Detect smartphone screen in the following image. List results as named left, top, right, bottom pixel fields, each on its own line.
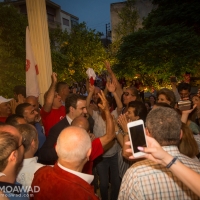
left=129, top=124, right=147, bottom=153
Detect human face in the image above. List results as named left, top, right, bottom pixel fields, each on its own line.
left=149, top=96, right=155, bottom=104
left=126, top=107, right=139, bottom=121
left=73, top=100, right=87, bottom=119
left=123, top=89, right=136, bottom=106
left=179, top=89, right=190, bottom=99
left=25, top=97, right=39, bottom=111
left=63, top=85, right=70, bottom=97
left=192, top=96, right=200, bottom=108
left=157, top=94, right=170, bottom=105
left=23, top=105, right=38, bottom=124
left=0, top=102, right=11, bottom=117
left=52, top=92, right=62, bottom=109
left=92, top=87, right=101, bottom=104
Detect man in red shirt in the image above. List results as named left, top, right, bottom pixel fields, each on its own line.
left=40, top=73, right=66, bottom=136
left=0, top=96, right=12, bottom=123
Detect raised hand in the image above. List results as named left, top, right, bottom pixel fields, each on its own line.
left=117, top=114, right=129, bottom=133
left=104, top=60, right=112, bottom=73
left=98, top=90, right=109, bottom=111
left=51, top=72, right=57, bottom=84
left=88, top=83, right=95, bottom=94
left=106, top=81, right=116, bottom=93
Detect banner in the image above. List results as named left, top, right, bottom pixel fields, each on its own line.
left=26, top=26, right=40, bottom=97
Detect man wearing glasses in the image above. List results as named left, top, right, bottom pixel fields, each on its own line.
left=0, top=124, right=29, bottom=199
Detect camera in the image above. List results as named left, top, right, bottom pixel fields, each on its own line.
left=178, top=100, right=192, bottom=111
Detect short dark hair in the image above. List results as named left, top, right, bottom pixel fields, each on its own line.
left=56, top=82, right=68, bottom=93
left=16, top=124, right=37, bottom=152
left=0, top=131, right=19, bottom=171
left=65, top=94, right=86, bottom=114
left=128, top=101, right=147, bottom=122
left=15, top=103, right=31, bottom=117
left=177, top=82, right=191, bottom=93
left=149, top=95, right=156, bottom=101
left=6, top=114, right=25, bottom=126
left=13, top=85, right=26, bottom=98
left=146, top=107, right=182, bottom=146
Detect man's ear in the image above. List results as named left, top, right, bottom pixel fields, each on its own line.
left=180, top=130, right=183, bottom=139
left=8, top=150, right=17, bottom=163
left=86, top=148, right=92, bottom=161
left=69, top=106, right=74, bottom=113
left=145, top=128, right=151, bottom=137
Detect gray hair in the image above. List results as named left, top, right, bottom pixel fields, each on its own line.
left=146, top=107, right=181, bottom=146
left=16, top=124, right=38, bottom=152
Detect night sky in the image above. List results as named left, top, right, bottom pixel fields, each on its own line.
left=53, top=0, right=125, bottom=35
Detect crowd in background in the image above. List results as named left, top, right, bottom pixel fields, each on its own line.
left=0, top=61, right=200, bottom=199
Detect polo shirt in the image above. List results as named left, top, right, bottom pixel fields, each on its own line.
left=40, top=106, right=65, bottom=136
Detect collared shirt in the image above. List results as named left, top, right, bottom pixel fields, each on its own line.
left=66, top=115, right=72, bottom=125
left=57, top=162, right=94, bottom=184
left=118, top=146, right=200, bottom=200
left=17, top=157, right=44, bottom=187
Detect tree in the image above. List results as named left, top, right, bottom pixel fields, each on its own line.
left=0, top=3, right=27, bottom=97
left=115, top=0, right=200, bottom=88
left=108, top=0, right=139, bottom=60
left=50, top=23, right=107, bottom=83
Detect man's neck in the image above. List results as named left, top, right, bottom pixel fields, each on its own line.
left=58, top=159, right=84, bottom=173
left=67, top=113, right=74, bottom=121
left=24, top=151, right=35, bottom=159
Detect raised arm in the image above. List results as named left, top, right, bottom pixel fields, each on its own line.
left=134, top=136, right=200, bottom=197
left=98, top=91, right=115, bottom=148
left=106, top=81, right=123, bottom=115
left=181, top=104, right=197, bottom=123
left=117, top=114, right=132, bottom=159
left=105, top=60, right=123, bottom=98
left=86, top=83, right=95, bottom=116
left=43, top=73, right=57, bottom=112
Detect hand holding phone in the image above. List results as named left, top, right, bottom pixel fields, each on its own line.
left=127, top=120, right=147, bottom=158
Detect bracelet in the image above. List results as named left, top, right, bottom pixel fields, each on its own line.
left=166, top=157, right=178, bottom=168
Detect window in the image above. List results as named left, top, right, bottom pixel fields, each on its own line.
left=46, top=6, right=56, bottom=22
left=63, top=18, right=69, bottom=26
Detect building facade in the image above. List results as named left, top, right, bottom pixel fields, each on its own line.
left=110, top=0, right=156, bottom=41
left=4, top=0, right=79, bottom=33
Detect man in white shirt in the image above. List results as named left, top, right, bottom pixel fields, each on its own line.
left=16, top=124, right=44, bottom=187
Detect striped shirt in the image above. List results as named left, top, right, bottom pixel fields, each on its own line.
left=118, top=146, right=200, bottom=200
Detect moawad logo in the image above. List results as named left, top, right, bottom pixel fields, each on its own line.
left=0, top=186, right=40, bottom=193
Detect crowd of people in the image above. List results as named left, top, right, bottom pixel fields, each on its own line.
left=0, top=61, right=200, bottom=199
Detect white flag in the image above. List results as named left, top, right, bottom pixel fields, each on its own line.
left=26, top=26, right=40, bottom=97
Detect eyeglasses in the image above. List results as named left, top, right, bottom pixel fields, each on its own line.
left=123, top=92, right=134, bottom=97
left=15, top=137, right=26, bottom=150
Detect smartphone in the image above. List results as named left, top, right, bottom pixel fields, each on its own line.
left=127, top=120, right=147, bottom=157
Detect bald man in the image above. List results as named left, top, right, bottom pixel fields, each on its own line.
left=0, top=124, right=29, bottom=199
left=30, top=126, right=98, bottom=200
left=71, top=115, right=114, bottom=174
